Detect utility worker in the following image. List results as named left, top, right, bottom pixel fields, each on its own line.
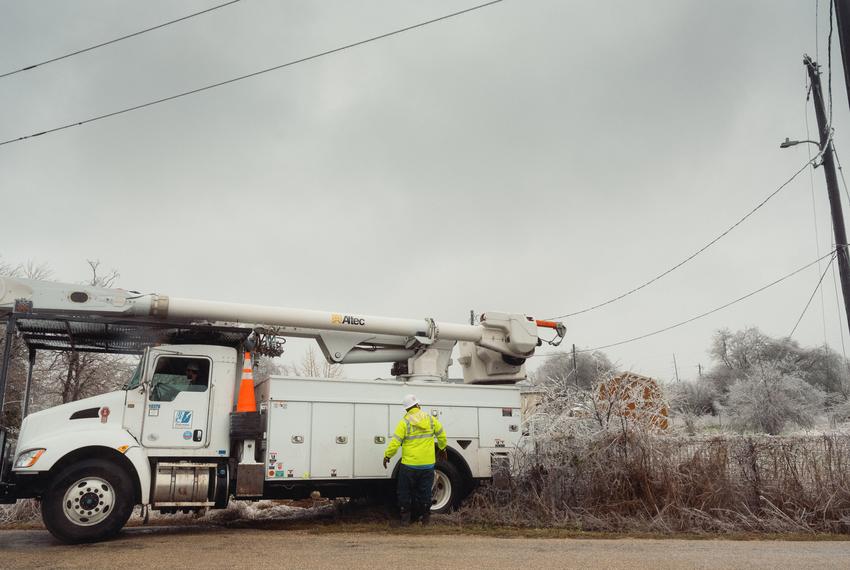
left=383, top=394, right=448, bottom=525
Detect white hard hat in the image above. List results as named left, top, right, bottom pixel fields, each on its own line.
left=402, top=394, right=419, bottom=410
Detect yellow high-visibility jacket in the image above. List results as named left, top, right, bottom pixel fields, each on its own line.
left=384, top=407, right=447, bottom=467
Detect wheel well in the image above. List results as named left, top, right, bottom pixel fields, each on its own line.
left=49, top=447, right=141, bottom=503
left=445, top=447, right=473, bottom=486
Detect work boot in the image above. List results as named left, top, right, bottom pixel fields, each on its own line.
left=399, top=507, right=412, bottom=526
left=420, top=509, right=431, bottom=526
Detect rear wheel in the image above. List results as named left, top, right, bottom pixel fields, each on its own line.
left=431, top=460, right=465, bottom=513
left=42, top=458, right=135, bottom=544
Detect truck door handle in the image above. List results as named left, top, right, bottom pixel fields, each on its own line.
left=336, top=436, right=348, bottom=444
left=374, top=436, right=386, bottom=444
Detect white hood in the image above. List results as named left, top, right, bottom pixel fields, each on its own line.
left=16, top=391, right=128, bottom=454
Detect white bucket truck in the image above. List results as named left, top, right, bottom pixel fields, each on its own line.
left=0, top=276, right=564, bottom=543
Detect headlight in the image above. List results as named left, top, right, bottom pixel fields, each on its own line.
left=14, top=448, right=45, bottom=469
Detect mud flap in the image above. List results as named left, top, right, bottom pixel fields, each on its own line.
left=490, top=452, right=511, bottom=489
left=235, top=463, right=265, bottom=497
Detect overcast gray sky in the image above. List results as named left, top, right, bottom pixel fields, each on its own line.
left=1, top=0, right=847, bottom=381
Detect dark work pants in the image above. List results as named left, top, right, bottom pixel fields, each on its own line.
left=397, top=464, right=434, bottom=518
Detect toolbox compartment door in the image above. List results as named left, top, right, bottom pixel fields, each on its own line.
left=310, top=403, right=353, bottom=479
left=354, top=404, right=389, bottom=478
left=266, top=401, right=311, bottom=480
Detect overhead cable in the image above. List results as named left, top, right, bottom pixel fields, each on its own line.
left=537, top=250, right=836, bottom=357
left=0, top=0, right=504, bottom=147
left=0, top=0, right=242, bottom=80
left=789, top=252, right=836, bottom=338
left=547, top=152, right=826, bottom=320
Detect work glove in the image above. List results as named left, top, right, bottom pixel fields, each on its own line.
left=383, top=457, right=390, bottom=469
left=437, top=448, right=448, bottom=463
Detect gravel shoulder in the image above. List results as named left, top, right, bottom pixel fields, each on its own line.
left=2, top=525, right=850, bottom=569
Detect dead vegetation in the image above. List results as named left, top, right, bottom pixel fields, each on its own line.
left=458, top=431, right=850, bottom=534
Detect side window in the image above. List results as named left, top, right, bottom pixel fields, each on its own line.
left=149, top=357, right=210, bottom=402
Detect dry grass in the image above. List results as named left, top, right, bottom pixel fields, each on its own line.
left=0, top=499, right=39, bottom=528
left=458, top=431, right=850, bottom=534
left=6, top=433, right=850, bottom=536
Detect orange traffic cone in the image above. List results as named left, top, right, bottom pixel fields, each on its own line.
left=236, top=351, right=257, bottom=413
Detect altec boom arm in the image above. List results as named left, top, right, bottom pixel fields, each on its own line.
left=0, top=276, right=565, bottom=383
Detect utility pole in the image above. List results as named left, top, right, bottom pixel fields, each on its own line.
left=571, top=343, right=578, bottom=388
left=672, top=353, right=680, bottom=383
left=835, top=0, right=850, bottom=115
left=805, top=55, right=850, bottom=340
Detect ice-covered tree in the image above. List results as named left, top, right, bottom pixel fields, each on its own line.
left=724, top=363, right=826, bottom=435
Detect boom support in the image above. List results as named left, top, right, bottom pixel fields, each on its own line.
left=0, top=276, right=564, bottom=383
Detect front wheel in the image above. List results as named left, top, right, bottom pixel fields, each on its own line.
left=431, top=460, right=465, bottom=514
left=42, top=458, right=135, bottom=544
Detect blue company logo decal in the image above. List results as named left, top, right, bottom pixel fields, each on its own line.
left=183, top=430, right=193, bottom=440
left=173, top=410, right=193, bottom=428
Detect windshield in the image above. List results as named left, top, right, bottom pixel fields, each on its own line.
left=125, top=359, right=143, bottom=390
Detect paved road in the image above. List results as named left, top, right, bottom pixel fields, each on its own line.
left=2, top=526, right=849, bottom=569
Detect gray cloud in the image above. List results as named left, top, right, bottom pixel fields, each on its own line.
left=0, top=0, right=845, bottom=380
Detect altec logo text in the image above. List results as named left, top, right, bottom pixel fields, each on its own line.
left=331, top=313, right=366, bottom=326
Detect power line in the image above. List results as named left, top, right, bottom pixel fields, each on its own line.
left=537, top=251, right=836, bottom=357
left=547, top=153, right=825, bottom=320
left=0, top=0, right=505, bottom=147
left=816, top=0, right=820, bottom=64
left=0, top=0, right=242, bottom=80
left=789, top=252, right=836, bottom=337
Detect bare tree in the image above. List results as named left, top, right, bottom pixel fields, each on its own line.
left=34, top=260, right=126, bottom=407
left=668, top=380, right=718, bottom=416
left=21, top=260, right=53, bottom=280
left=292, top=345, right=343, bottom=379
left=724, top=363, right=826, bottom=435
left=254, top=356, right=293, bottom=384
left=0, top=255, right=20, bottom=277
left=0, top=257, right=34, bottom=430
left=532, top=350, right=615, bottom=391
left=0, top=255, right=52, bottom=280
left=85, top=259, right=119, bottom=287
left=707, top=327, right=850, bottom=400
left=34, top=351, right=134, bottom=407
left=525, top=353, right=619, bottom=439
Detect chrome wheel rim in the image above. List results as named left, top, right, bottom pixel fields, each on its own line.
left=62, top=477, right=115, bottom=526
left=431, top=469, right=452, bottom=511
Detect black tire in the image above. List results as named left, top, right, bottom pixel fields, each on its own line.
left=41, top=458, right=135, bottom=544
left=431, top=460, right=466, bottom=514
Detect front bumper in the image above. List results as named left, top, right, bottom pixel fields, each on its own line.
left=0, top=428, right=44, bottom=504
